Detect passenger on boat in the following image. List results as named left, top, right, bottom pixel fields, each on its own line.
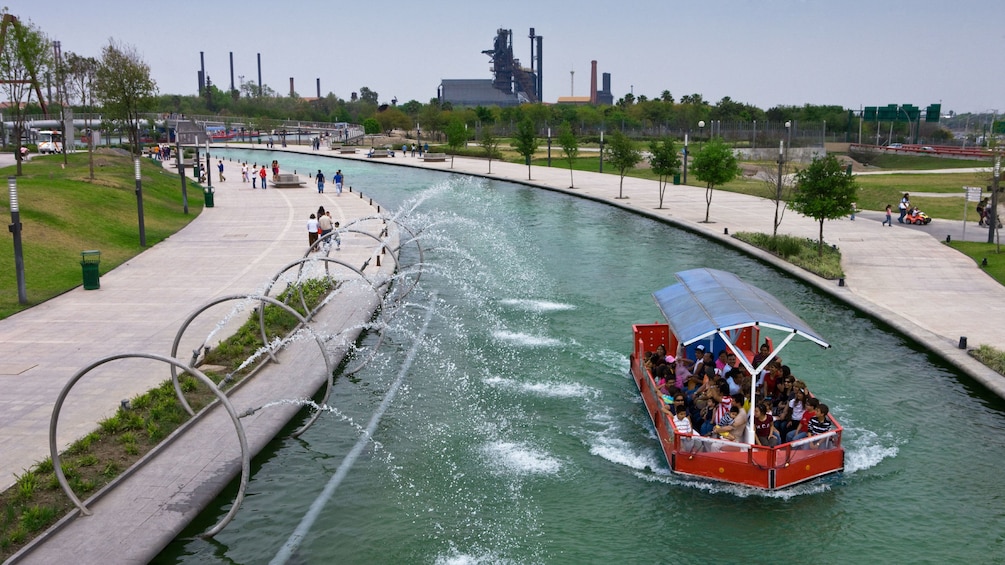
left=777, top=388, right=809, bottom=439
left=714, top=403, right=747, bottom=441
left=785, top=397, right=819, bottom=443
left=760, top=361, right=782, bottom=399
left=752, top=343, right=771, bottom=369
left=660, top=393, right=688, bottom=418
left=692, top=350, right=714, bottom=376
left=753, top=404, right=781, bottom=447
left=804, top=404, right=833, bottom=449
left=725, top=366, right=744, bottom=396
left=674, top=357, right=692, bottom=389
left=714, top=351, right=729, bottom=374
left=672, top=408, right=695, bottom=450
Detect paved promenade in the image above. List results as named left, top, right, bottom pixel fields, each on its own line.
left=314, top=145, right=1005, bottom=398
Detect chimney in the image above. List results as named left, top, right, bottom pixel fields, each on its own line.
left=229, top=52, right=234, bottom=92
left=316, top=78, right=321, bottom=99
left=289, top=77, right=294, bottom=97
left=257, top=53, right=262, bottom=96
left=590, top=60, right=598, bottom=105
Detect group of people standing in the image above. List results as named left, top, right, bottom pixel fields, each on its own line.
left=307, top=205, right=340, bottom=252
left=314, top=169, right=344, bottom=195
left=237, top=162, right=270, bottom=188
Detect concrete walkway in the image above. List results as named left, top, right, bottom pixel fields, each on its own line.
left=0, top=152, right=389, bottom=492
left=306, top=144, right=1005, bottom=398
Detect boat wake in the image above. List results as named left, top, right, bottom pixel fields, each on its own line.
left=841, top=426, right=900, bottom=474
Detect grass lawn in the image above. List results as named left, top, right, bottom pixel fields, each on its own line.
left=947, top=240, right=1005, bottom=285
left=0, top=150, right=204, bottom=319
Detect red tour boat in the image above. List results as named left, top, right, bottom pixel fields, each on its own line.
left=630, top=268, right=844, bottom=490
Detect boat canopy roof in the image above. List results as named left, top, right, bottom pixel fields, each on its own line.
left=652, top=268, right=829, bottom=349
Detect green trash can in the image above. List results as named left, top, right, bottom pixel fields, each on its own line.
left=81, top=250, right=101, bottom=290
left=673, top=174, right=681, bottom=185
left=204, top=186, right=215, bottom=208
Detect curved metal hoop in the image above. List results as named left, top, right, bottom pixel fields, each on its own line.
left=168, top=294, right=333, bottom=419
left=48, top=353, right=250, bottom=538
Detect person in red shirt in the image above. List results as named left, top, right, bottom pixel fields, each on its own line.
left=785, top=397, right=819, bottom=443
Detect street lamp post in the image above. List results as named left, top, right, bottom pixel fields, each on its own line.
left=176, top=136, right=189, bottom=214
left=774, top=139, right=785, bottom=237
left=682, top=132, right=689, bottom=185
left=547, top=127, right=552, bottom=167
left=205, top=138, right=212, bottom=191
left=785, top=120, right=792, bottom=161
left=8, top=176, right=27, bottom=304
left=989, top=152, right=1000, bottom=243
left=599, top=130, right=605, bottom=173
left=416, top=123, right=421, bottom=156
left=134, top=157, right=146, bottom=247
left=698, top=120, right=705, bottom=152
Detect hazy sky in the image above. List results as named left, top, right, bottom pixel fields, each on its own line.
left=17, top=0, right=1005, bottom=114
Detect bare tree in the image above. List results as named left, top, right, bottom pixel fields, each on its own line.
left=93, top=39, right=157, bottom=156
left=0, top=12, right=50, bottom=175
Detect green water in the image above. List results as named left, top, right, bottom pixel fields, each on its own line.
left=158, top=151, right=1005, bottom=564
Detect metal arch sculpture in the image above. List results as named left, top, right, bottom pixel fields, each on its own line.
left=48, top=353, right=249, bottom=538
left=340, top=214, right=426, bottom=304
left=168, top=294, right=333, bottom=419
left=253, top=257, right=390, bottom=437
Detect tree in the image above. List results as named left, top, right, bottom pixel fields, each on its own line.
left=558, top=122, right=579, bottom=188
left=511, top=118, right=539, bottom=180
left=94, top=39, right=158, bottom=156
left=0, top=12, right=50, bottom=175
left=63, top=52, right=99, bottom=178
left=604, top=130, right=642, bottom=199
left=648, top=137, right=681, bottom=209
left=362, top=117, right=380, bottom=135
left=789, top=154, right=858, bottom=257
left=480, top=125, right=499, bottom=174
left=374, top=106, right=409, bottom=135
left=445, top=118, right=467, bottom=168
left=691, top=137, right=741, bottom=222
left=358, top=86, right=379, bottom=104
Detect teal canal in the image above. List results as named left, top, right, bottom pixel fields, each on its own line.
left=160, top=150, right=1005, bottom=564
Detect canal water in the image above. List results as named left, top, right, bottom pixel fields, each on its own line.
left=158, top=150, right=1005, bottom=564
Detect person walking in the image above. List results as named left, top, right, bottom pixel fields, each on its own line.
left=271, top=160, right=279, bottom=183
left=316, top=169, right=325, bottom=193
left=307, top=214, right=320, bottom=251
left=217, top=160, right=226, bottom=182
left=882, top=204, right=893, bottom=226
left=898, top=193, right=910, bottom=224
left=334, top=169, right=344, bottom=196
left=241, top=162, right=248, bottom=183
left=317, top=209, right=333, bottom=250
left=259, top=165, right=268, bottom=189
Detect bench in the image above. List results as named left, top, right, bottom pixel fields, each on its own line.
left=272, top=173, right=306, bottom=188
left=422, top=153, right=447, bottom=162
left=367, top=149, right=391, bottom=158
left=339, top=147, right=358, bottom=154
left=329, top=144, right=342, bottom=151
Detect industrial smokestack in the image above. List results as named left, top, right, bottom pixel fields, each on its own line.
left=229, top=52, right=235, bottom=92
left=529, top=28, right=535, bottom=79
left=590, top=60, right=598, bottom=105
left=316, top=78, right=321, bottom=99
left=199, top=51, right=205, bottom=94
left=257, top=53, right=262, bottom=97
left=536, top=36, right=543, bottom=102
left=289, top=77, right=295, bottom=98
